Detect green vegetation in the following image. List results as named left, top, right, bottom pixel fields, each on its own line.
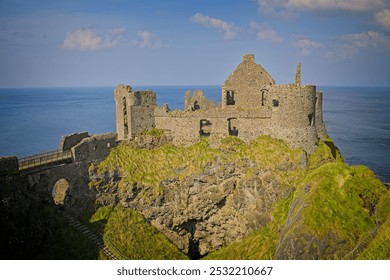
left=204, top=195, right=294, bottom=260
left=301, top=163, right=386, bottom=241
left=307, top=138, right=343, bottom=170
left=35, top=210, right=99, bottom=259
left=358, top=218, right=390, bottom=260
left=89, top=135, right=389, bottom=260
left=201, top=138, right=390, bottom=260
left=95, top=137, right=219, bottom=197
left=142, top=128, right=166, bottom=137
left=203, top=225, right=276, bottom=260
left=94, top=135, right=306, bottom=193
left=90, top=205, right=188, bottom=260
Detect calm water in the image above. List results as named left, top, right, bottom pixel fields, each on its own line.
left=0, top=86, right=389, bottom=182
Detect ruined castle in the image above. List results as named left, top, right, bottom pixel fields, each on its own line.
left=114, top=54, right=327, bottom=153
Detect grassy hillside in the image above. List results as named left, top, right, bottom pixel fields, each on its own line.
left=90, top=205, right=188, bottom=260
left=93, top=135, right=305, bottom=192
left=91, top=135, right=390, bottom=260
left=204, top=142, right=389, bottom=260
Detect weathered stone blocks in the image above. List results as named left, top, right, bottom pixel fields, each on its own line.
left=115, top=54, right=328, bottom=153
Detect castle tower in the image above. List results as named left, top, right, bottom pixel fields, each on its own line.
left=268, top=84, right=319, bottom=153
left=114, top=84, right=156, bottom=140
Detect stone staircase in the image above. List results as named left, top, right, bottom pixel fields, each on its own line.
left=63, top=212, right=122, bottom=260
left=343, top=226, right=379, bottom=259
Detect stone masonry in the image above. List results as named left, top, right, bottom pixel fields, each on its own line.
left=114, top=54, right=328, bottom=153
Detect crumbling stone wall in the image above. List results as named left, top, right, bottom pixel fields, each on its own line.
left=0, top=156, right=18, bottom=173
left=315, top=91, right=328, bottom=139
left=72, top=133, right=117, bottom=162
left=185, top=90, right=216, bottom=111
left=59, top=132, right=89, bottom=151
left=114, top=84, right=156, bottom=140
left=222, top=54, right=275, bottom=109
left=115, top=54, right=328, bottom=153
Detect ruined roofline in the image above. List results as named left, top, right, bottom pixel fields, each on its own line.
left=223, top=53, right=275, bottom=87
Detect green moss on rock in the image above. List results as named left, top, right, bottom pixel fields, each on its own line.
left=307, top=138, right=343, bottom=170
left=90, top=135, right=389, bottom=260
left=302, top=163, right=386, bottom=242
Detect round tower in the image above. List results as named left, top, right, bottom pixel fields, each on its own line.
left=268, top=84, right=319, bottom=153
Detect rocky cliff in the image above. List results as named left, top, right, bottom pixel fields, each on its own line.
left=89, top=132, right=390, bottom=259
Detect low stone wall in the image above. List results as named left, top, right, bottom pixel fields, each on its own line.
left=0, top=156, right=19, bottom=172
left=72, top=133, right=117, bottom=162
left=59, top=132, right=89, bottom=151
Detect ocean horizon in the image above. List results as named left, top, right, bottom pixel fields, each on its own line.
left=0, top=85, right=389, bottom=183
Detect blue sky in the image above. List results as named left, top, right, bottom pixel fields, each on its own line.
left=0, top=0, right=389, bottom=87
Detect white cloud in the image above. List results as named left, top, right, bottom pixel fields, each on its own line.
left=375, top=9, right=390, bottom=30
left=249, top=22, right=283, bottom=43
left=62, top=27, right=126, bottom=51
left=109, top=27, right=128, bottom=36
left=328, top=31, right=390, bottom=59
left=291, top=36, right=323, bottom=55
left=132, top=31, right=162, bottom=49
left=257, top=0, right=296, bottom=19
left=190, top=13, right=237, bottom=40
left=258, top=0, right=387, bottom=18
left=343, top=31, right=390, bottom=49
left=287, top=0, right=384, bottom=12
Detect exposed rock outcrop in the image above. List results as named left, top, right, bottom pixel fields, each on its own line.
left=89, top=135, right=390, bottom=260
left=89, top=135, right=305, bottom=258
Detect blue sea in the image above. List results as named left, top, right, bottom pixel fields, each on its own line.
left=0, top=86, right=389, bottom=183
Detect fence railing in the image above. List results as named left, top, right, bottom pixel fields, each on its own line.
left=18, top=150, right=73, bottom=171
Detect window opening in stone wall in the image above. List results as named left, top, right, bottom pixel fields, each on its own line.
left=52, top=178, right=69, bottom=206
left=226, top=90, right=235, bottom=106
left=228, top=118, right=239, bottom=136
left=261, top=89, right=268, bottom=106
left=193, top=101, right=200, bottom=111
left=123, top=97, right=129, bottom=137
left=199, top=119, right=212, bottom=137
left=308, top=113, right=314, bottom=126
left=272, top=99, right=279, bottom=107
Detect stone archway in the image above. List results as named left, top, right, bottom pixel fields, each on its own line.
left=52, top=178, right=69, bottom=205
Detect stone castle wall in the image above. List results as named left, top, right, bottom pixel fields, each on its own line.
left=59, top=132, right=89, bottom=151
left=72, top=133, right=117, bottom=162
left=185, top=90, right=216, bottom=111
left=315, top=91, right=328, bottom=139
left=114, top=84, right=156, bottom=139
left=115, top=54, right=328, bottom=153
left=222, top=54, right=274, bottom=110
left=268, top=85, right=319, bottom=153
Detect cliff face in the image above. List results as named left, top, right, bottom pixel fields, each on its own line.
left=88, top=133, right=390, bottom=259
left=90, top=135, right=304, bottom=257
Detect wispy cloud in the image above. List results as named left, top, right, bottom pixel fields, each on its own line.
left=131, top=31, right=162, bottom=49
left=258, top=0, right=388, bottom=19
left=291, top=36, right=323, bottom=55
left=190, top=13, right=237, bottom=40
left=343, top=31, right=390, bottom=50
left=249, top=22, right=283, bottom=43
left=326, top=31, right=390, bottom=59
left=375, top=9, right=390, bottom=30
left=257, top=0, right=296, bottom=19
left=287, top=0, right=385, bottom=12
left=61, top=27, right=126, bottom=51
